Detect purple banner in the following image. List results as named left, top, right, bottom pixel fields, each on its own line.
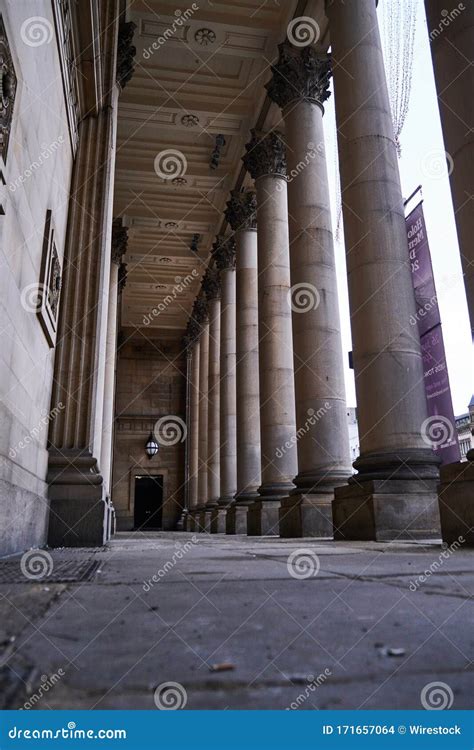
left=406, top=200, right=460, bottom=465
left=407, top=202, right=440, bottom=337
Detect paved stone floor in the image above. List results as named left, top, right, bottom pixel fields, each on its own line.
left=0, top=532, right=473, bottom=710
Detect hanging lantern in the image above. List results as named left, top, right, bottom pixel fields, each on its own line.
left=145, top=432, right=159, bottom=459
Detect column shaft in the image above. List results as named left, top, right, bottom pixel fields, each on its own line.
left=206, top=296, right=221, bottom=531
left=243, top=130, right=298, bottom=536
left=188, top=339, right=200, bottom=531
left=100, top=260, right=119, bottom=499
left=197, top=321, right=210, bottom=530
left=267, top=43, right=352, bottom=537
left=224, top=190, right=261, bottom=534
left=327, top=0, right=440, bottom=540
left=219, top=265, right=237, bottom=532
left=47, top=96, right=119, bottom=547
left=425, top=0, right=474, bottom=337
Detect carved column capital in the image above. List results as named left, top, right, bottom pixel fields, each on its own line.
left=225, top=189, right=257, bottom=231
left=117, top=21, right=137, bottom=89
left=185, top=314, right=201, bottom=350
left=192, top=294, right=209, bottom=327
left=212, top=236, right=236, bottom=271
left=243, top=129, right=287, bottom=181
left=0, top=15, right=17, bottom=163
left=202, top=266, right=221, bottom=300
left=111, top=218, right=128, bottom=265
left=266, top=41, right=331, bottom=109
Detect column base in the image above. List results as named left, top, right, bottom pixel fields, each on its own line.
left=227, top=505, right=253, bottom=535
left=47, top=450, right=111, bottom=547
left=438, top=460, right=474, bottom=545
left=228, top=492, right=259, bottom=534
left=279, top=493, right=334, bottom=538
left=247, top=500, right=280, bottom=536
left=210, top=507, right=227, bottom=533
left=333, top=479, right=441, bottom=541
left=187, top=512, right=197, bottom=532
left=48, top=495, right=110, bottom=548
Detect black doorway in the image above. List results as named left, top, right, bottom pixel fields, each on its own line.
left=134, top=475, right=164, bottom=530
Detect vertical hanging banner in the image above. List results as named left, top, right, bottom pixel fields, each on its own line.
left=406, top=197, right=460, bottom=464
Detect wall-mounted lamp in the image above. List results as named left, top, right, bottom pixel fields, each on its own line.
left=145, top=432, right=159, bottom=458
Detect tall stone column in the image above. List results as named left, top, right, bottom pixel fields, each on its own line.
left=47, top=11, right=136, bottom=547
left=266, top=42, right=351, bottom=538
left=425, top=1, right=474, bottom=338
left=425, top=0, right=474, bottom=544
left=179, top=340, right=193, bottom=531
left=243, top=131, right=298, bottom=536
left=186, top=321, right=201, bottom=533
left=101, top=220, right=127, bottom=504
left=224, top=190, right=261, bottom=534
left=211, top=237, right=237, bottom=533
left=327, top=0, right=440, bottom=540
left=202, top=268, right=221, bottom=533
left=193, top=295, right=210, bottom=532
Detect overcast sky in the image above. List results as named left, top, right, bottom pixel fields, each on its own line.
left=323, top=0, right=472, bottom=416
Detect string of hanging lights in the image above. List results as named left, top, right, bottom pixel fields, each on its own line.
left=381, top=0, right=418, bottom=156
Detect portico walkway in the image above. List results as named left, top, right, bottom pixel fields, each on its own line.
left=0, top=533, right=472, bottom=710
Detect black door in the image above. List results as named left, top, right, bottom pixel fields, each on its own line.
left=134, top=475, right=163, bottom=529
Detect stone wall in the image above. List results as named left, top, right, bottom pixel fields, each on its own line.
left=0, top=2, right=73, bottom=556
left=112, top=336, right=186, bottom=531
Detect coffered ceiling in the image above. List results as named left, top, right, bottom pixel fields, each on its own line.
left=114, top=0, right=329, bottom=335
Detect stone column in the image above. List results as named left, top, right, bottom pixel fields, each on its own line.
left=425, top=1, right=474, bottom=338
left=186, top=322, right=201, bottom=533
left=243, top=131, right=298, bottom=536
left=425, top=0, right=474, bottom=544
left=47, top=12, right=137, bottom=547
left=327, top=0, right=440, bottom=540
left=266, top=42, right=351, bottom=538
left=224, top=190, right=261, bottom=534
left=179, top=340, right=193, bottom=531
left=211, top=237, right=237, bottom=533
left=101, top=220, right=127, bottom=503
left=202, top=268, right=221, bottom=532
left=193, top=295, right=210, bottom=532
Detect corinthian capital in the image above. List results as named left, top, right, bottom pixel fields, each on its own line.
left=266, top=42, right=331, bottom=110
left=192, top=294, right=209, bottom=327
left=202, top=266, right=221, bottom=300
left=225, top=189, right=257, bottom=231
left=212, top=236, right=236, bottom=271
left=243, top=129, right=287, bottom=181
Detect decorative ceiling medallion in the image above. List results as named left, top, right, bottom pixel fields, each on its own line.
left=194, top=28, right=216, bottom=46
left=172, top=176, right=187, bottom=186
left=159, top=257, right=172, bottom=264
left=164, top=221, right=179, bottom=229
left=181, top=113, right=199, bottom=128
left=0, top=14, right=17, bottom=164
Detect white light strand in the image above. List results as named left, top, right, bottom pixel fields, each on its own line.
left=381, top=0, right=418, bottom=156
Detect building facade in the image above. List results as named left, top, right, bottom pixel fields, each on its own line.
left=0, top=0, right=473, bottom=557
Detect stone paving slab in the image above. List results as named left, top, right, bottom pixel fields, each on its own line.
left=0, top=532, right=472, bottom=710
